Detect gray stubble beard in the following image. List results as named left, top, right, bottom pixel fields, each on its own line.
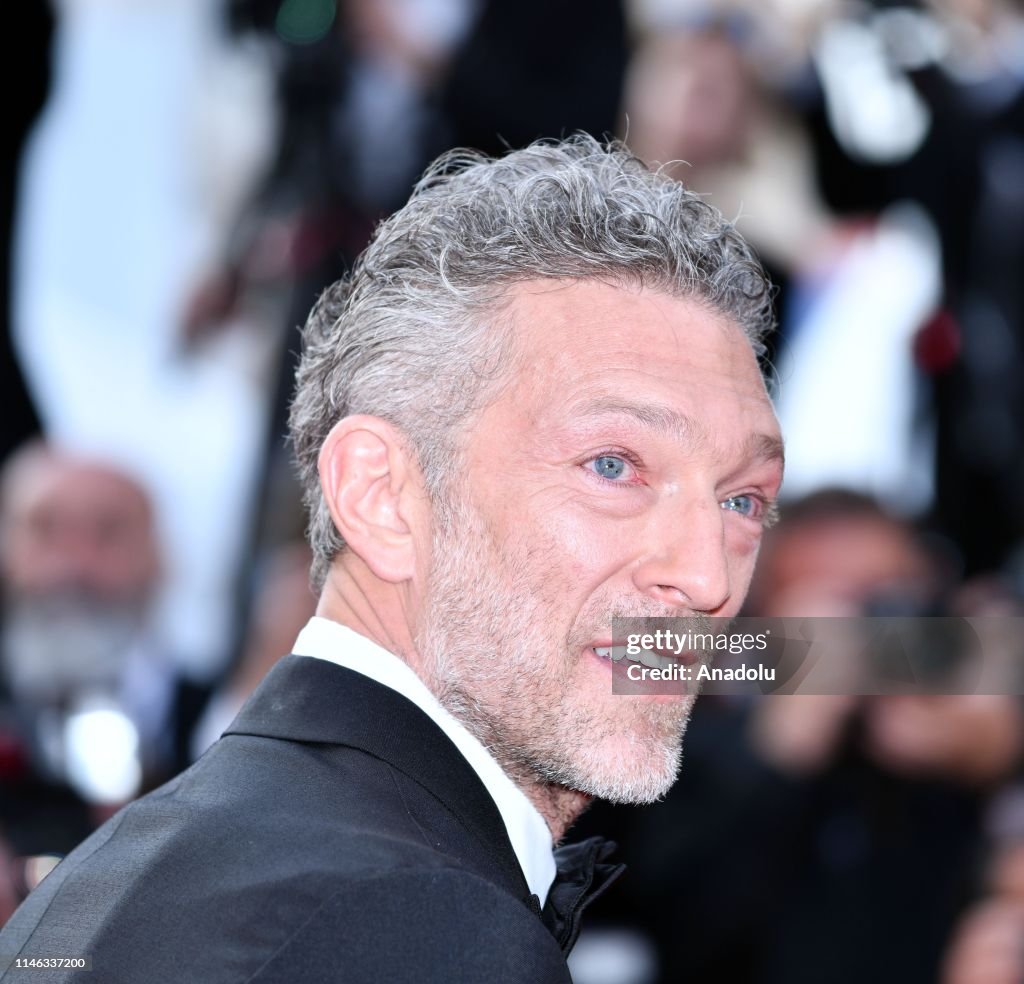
left=416, top=492, right=693, bottom=805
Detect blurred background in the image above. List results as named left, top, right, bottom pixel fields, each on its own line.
left=1, top=0, right=1022, bottom=980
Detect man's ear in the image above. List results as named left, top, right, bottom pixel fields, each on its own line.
left=317, top=416, right=427, bottom=583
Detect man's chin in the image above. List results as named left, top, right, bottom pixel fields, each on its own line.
left=540, top=735, right=685, bottom=806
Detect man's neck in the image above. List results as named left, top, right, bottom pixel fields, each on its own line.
left=316, top=561, right=421, bottom=671
left=520, top=779, right=592, bottom=845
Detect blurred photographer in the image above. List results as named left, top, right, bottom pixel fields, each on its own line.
left=751, top=490, right=1023, bottom=787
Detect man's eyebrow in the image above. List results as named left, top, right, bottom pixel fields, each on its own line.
left=570, top=396, right=785, bottom=466
left=745, top=433, right=786, bottom=467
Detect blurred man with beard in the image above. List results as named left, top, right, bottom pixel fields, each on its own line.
left=0, top=443, right=181, bottom=822
left=0, top=136, right=784, bottom=982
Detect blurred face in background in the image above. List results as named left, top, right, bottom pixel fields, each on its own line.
left=929, top=0, right=1007, bottom=30
left=625, top=30, right=755, bottom=173
left=0, top=448, right=160, bottom=701
left=750, top=512, right=931, bottom=617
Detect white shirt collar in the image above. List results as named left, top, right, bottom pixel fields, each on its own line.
left=292, top=616, right=557, bottom=906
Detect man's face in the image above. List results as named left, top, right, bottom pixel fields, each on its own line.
left=0, top=457, right=159, bottom=700
left=417, top=280, right=783, bottom=803
left=2, top=459, right=157, bottom=606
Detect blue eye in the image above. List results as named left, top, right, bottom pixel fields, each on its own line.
left=590, top=455, right=628, bottom=480
left=721, top=494, right=761, bottom=519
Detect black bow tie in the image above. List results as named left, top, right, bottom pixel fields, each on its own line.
left=531, top=836, right=626, bottom=956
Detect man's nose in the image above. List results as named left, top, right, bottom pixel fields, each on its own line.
left=632, top=497, right=732, bottom=614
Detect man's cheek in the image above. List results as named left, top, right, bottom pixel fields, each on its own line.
left=537, top=510, right=630, bottom=584
left=728, top=523, right=764, bottom=561
left=729, top=539, right=764, bottom=609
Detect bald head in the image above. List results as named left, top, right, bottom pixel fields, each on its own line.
left=0, top=443, right=160, bottom=606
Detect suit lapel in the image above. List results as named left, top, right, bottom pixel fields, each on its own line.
left=223, top=654, right=533, bottom=902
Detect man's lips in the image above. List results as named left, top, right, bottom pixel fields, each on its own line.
left=588, top=643, right=701, bottom=669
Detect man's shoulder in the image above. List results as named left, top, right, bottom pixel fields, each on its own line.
left=0, top=729, right=552, bottom=983
left=38, top=727, right=478, bottom=889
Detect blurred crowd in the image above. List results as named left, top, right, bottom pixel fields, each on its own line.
left=1, top=0, right=1022, bottom=980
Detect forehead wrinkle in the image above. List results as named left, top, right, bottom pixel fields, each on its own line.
left=570, top=396, right=712, bottom=453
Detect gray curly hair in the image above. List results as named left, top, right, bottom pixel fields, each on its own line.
left=289, top=134, right=774, bottom=589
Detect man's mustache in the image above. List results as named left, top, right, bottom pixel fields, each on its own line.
left=600, top=609, right=720, bottom=637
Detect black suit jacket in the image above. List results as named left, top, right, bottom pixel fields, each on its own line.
left=0, top=655, right=576, bottom=982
